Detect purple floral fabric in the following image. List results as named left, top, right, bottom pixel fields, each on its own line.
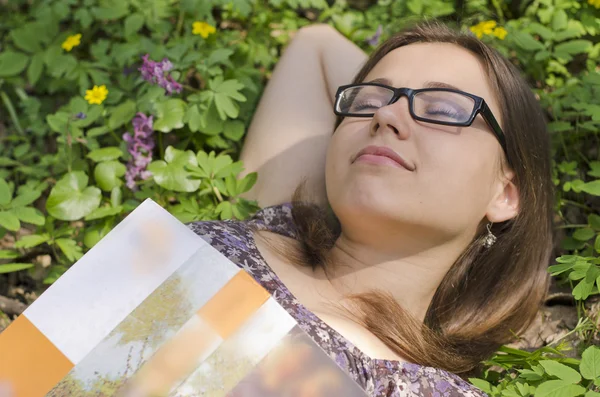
left=188, top=204, right=488, bottom=397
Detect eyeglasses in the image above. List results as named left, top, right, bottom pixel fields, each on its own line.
left=334, top=83, right=509, bottom=163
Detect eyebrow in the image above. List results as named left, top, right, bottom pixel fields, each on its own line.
left=364, top=78, right=464, bottom=92
left=423, top=80, right=463, bottom=91
left=365, top=77, right=393, bottom=85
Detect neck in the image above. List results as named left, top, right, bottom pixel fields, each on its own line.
left=325, top=224, right=474, bottom=323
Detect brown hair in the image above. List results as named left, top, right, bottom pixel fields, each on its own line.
left=266, top=20, right=554, bottom=377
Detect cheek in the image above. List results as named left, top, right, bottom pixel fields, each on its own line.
left=420, top=145, right=497, bottom=212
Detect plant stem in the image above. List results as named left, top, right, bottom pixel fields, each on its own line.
left=0, top=90, right=24, bottom=135
left=158, top=132, right=164, bottom=159
left=182, top=84, right=200, bottom=92
left=562, top=199, right=593, bottom=212
left=211, top=183, right=224, bottom=202
left=65, top=119, right=73, bottom=173
left=555, top=224, right=590, bottom=229
left=176, top=9, right=185, bottom=37
left=560, top=130, right=570, bottom=160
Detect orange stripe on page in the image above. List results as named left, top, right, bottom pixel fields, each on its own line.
left=0, top=315, right=73, bottom=397
left=198, top=270, right=270, bottom=339
left=125, top=316, right=221, bottom=397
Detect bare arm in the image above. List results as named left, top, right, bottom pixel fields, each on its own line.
left=239, top=24, right=368, bottom=207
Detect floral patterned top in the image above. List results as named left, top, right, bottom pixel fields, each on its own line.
left=188, top=204, right=487, bottom=397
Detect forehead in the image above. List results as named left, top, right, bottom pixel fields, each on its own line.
left=364, top=42, right=500, bottom=112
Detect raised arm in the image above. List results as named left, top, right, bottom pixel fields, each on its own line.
left=239, top=24, right=368, bottom=208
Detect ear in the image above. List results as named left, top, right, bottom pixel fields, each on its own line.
left=485, top=170, right=519, bottom=223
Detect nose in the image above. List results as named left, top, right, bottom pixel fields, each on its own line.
left=368, top=97, right=412, bottom=140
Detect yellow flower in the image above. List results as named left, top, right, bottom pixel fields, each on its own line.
left=469, top=20, right=497, bottom=39
left=589, top=0, right=600, bottom=8
left=192, top=21, right=216, bottom=38
left=493, top=27, right=508, bottom=40
left=84, top=85, right=108, bottom=105
left=62, top=33, right=82, bottom=52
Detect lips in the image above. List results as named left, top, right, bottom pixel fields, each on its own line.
left=353, top=145, right=414, bottom=171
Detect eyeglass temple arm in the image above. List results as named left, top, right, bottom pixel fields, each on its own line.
left=481, top=103, right=509, bottom=157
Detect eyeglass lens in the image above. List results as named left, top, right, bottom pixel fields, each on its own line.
left=338, top=86, right=476, bottom=124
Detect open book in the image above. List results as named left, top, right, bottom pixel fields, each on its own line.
left=0, top=199, right=368, bottom=397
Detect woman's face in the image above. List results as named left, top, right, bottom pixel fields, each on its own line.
left=326, top=42, right=510, bottom=243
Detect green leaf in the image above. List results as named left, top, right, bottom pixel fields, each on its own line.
left=87, top=126, right=110, bottom=137
left=552, top=9, right=568, bottom=31
left=589, top=162, right=600, bottom=178
left=512, top=31, right=545, bottom=51
left=185, top=104, right=203, bottom=133
left=582, top=181, right=600, bottom=196
left=201, top=103, right=224, bottom=135
left=211, top=78, right=246, bottom=121
left=10, top=26, right=42, bottom=53
left=108, top=100, right=136, bottom=130
left=0, top=263, right=33, bottom=274
left=43, top=265, right=67, bottom=284
left=46, top=171, right=102, bottom=221
left=11, top=207, right=45, bottom=226
left=75, top=8, right=93, bottom=28
left=0, top=250, right=18, bottom=259
left=529, top=23, right=554, bottom=41
left=11, top=189, right=41, bottom=207
left=580, top=346, right=600, bottom=380
left=111, top=186, right=122, bottom=208
left=147, top=146, right=201, bottom=192
left=586, top=391, right=600, bottom=397
left=92, top=2, right=129, bottom=20
left=223, top=120, right=245, bottom=141
left=14, top=234, right=50, bottom=249
left=548, top=121, right=572, bottom=133
left=216, top=201, right=233, bottom=220
left=534, top=50, right=551, bottom=62
left=569, top=262, right=591, bottom=280
left=589, top=216, right=600, bottom=231
left=535, top=380, right=585, bottom=397
left=55, top=238, right=83, bottom=262
left=27, top=53, right=44, bottom=86
left=237, top=172, right=257, bottom=195
left=225, top=175, right=237, bottom=197
left=548, top=262, right=575, bottom=276
left=574, top=228, right=596, bottom=241
left=83, top=222, right=111, bottom=248
left=539, top=360, right=581, bottom=383
left=84, top=205, right=123, bottom=221
left=124, top=13, right=144, bottom=37
left=94, top=161, right=126, bottom=192
left=0, top=51, right=29, bottom=77
left=555, top=40, right=593, bottom=56
left=46, top=112, right=70, bottom=133
left=207, top=48, right=234, bottom=66
left=573, top=278, right=595, bottom=300
left=0, top=178, right=11, bottom=206
left=0, top=211, right=20, bottom=231
left=73, top=104, right=102, bottom=128
left=153, top=99, right=186, bottom=132
left=595, top=235, right=600, bottom=254
left=469, top=378, right=492, bottom=394
left=87, top=147, right=123, bottom=162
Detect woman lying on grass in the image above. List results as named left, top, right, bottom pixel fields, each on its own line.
left=189, top=20, right=554, bottom=396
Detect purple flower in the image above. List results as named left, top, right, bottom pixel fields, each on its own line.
left=366, top=25, right=383, bottom=47
left=138, top=54, right=183, bottom=95
left=123, top=112, right=155, bottom=190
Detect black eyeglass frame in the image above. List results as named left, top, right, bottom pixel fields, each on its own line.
left=333, top=83, right=509, bottom=163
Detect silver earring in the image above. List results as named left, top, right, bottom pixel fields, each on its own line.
left=483, top=222, right=497, bottom=248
